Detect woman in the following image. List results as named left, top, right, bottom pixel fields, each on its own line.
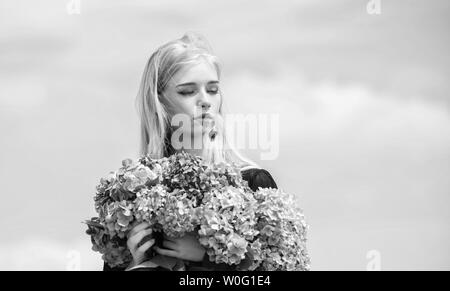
left=104, top=32, right=277, bottom=271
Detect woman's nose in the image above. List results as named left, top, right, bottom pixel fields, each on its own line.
left=198, top=89, right=211, bottom=110
left=200, top=101, right=211, bottom=110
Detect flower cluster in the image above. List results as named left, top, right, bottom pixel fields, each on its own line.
left=197, top=186, right=259, bottom=266
left=85, top=151, right=310, bottom=270
left=85, top=218, right=132, bottom=269
left=248, top=188, right=311, bottom=271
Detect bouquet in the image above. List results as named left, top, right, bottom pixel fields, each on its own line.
left=85, top=152, right=310, bottom=271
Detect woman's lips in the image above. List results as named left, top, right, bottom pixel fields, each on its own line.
left=194, top=113, right=215, bottom=127
left=194, top=113, right=214, bottom=120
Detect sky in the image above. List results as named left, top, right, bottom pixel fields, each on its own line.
left=0, top=0, right=449, bottom=270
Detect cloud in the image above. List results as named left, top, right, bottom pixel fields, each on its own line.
left=225, top=66, right=450, bottom=143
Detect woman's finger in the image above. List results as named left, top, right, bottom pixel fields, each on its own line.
left=127, top=228, right=153, bottom=251
left=163, top=233, right=176, bottom=242
left=129, top=220, right=140, bottom=229
left=127, top=222, right=150, bottom=239
left=162, top=240, right=178, bottom=251
left=130, top=226, right=152, bottom=241
left=136, top=239, right=155, bottom=254
left=154, top=246, right=179, bottom=258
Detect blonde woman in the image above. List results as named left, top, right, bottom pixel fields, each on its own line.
left=104, top=32, right=277, bottom=271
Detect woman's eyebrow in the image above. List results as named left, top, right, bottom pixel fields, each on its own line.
left=176, top=80, right=219, bottom=87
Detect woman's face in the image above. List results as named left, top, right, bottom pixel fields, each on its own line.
left=162, top=60, right=222, bottom=138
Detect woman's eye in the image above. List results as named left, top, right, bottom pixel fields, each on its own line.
left=179, top=91, right=195, bottom=96
left=178, top=88, right=219, bottom=96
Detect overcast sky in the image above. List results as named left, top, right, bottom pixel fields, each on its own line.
left=0, top=0, right=449, bottom=270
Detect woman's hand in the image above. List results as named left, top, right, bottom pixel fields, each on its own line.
left=154, top=232, right=206, bottom=262
left=126, top=222, right=155, bottom=267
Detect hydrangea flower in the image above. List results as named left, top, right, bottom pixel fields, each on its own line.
left=197, top=186, right=259, bottom=266
left=85, top=218, right=132, bottom=269
left=85, top=152, right=310, bottom=271
left=248, top=187, right=311, bottom=271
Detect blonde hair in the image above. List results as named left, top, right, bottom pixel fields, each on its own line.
left=135, top=31, right=259, bottom=169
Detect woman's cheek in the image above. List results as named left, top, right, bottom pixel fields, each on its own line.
left=213, top=95, right=222, bottom=113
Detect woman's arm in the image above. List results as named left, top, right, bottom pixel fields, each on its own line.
left=103, top=262, right=127, bottom=271
left=244, top=168, right=278, bottom=191
left=192, top=251, right=253, bottom=271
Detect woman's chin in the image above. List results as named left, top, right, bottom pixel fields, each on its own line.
left=193, top=123, right=214, bottom=135
left=194, top=118, right=215, bottom=127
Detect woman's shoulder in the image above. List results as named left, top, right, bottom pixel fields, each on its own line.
left=239, top=165, right=278, bottom=191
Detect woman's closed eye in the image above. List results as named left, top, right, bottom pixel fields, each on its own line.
left=178, top=88, right=219, bottom=96
left=178, top=90, right=195, bottom=96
